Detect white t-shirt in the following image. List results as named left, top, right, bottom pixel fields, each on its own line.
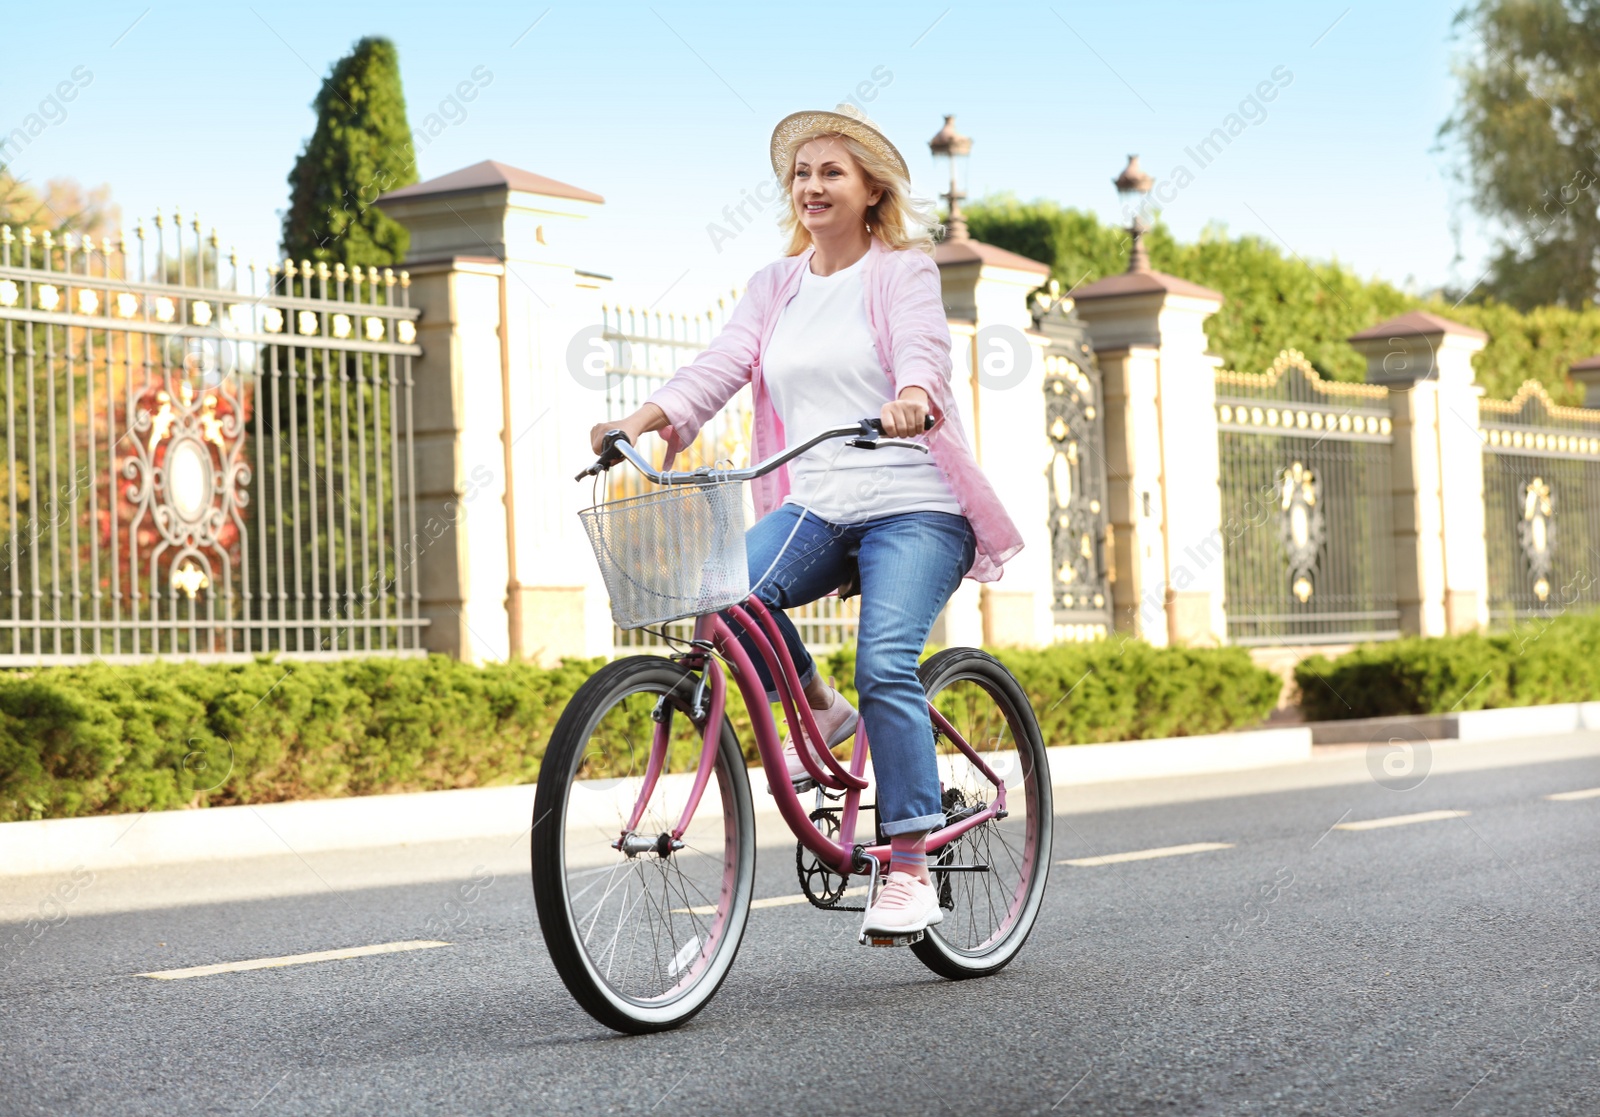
left=762, top=253, right=963, bottom=524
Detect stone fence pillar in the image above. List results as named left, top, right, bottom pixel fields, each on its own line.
left=377, top=160, right=612, bottom=664
left=1070, top=269, right=1227, bottom=647
left=1348, top=311, right=1489, bottom=636
left=934, top=237, right=1055, bottom=647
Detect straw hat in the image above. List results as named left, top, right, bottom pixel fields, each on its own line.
left=769, top=103, right=909, bottom=183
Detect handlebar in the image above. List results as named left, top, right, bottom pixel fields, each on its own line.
left=576, top=414, right=936, bottom=485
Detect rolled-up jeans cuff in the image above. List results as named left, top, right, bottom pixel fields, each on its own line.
left=880, top=812, right=946, bottom=837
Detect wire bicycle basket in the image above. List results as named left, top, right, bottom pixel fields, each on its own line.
left=579, top=481, right=750, bottom=629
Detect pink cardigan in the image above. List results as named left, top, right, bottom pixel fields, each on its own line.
left=645, top=236, right=1024, bottom=583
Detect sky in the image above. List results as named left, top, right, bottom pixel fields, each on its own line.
left=3, top=0, right=1485, bottom=315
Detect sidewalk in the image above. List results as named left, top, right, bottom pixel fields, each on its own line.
left=2, top=709, right=1594, bottom=879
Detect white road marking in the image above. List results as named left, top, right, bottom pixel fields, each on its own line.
left=673, top=887, right=867, bottom=916
left=667, top=935, right=701, bottom=977
left=1333, top=809, right=1469, bottom=831
left=137, top=940, right=451, bottom=980
left=1546, top=787, right=1600, bottom=801
left=1058, top=841, right=1235, bottom=867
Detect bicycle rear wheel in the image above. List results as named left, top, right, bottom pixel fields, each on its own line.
left=911, top=648, right=1052, bottom=979
left=531, top=656, right=755, bottom=1033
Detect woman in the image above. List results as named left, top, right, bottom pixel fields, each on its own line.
left=589, top=104, right=1023, bottom=937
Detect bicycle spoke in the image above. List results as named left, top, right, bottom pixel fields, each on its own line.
left=579, top=861, right=636, bottom=946
left=546, top=666, right=749, bottom=1014
left=602, top=880, right=649, bottom=980
left=922, top=663, right=1045, bottom=959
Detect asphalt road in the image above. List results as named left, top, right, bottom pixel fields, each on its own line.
left=3, top=733, right=1598, bottom=1116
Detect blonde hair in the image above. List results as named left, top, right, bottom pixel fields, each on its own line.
left=776, top=130, right=941, bottom=256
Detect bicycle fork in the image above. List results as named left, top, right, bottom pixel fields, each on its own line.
left=613, top=651, right=728, bottom=858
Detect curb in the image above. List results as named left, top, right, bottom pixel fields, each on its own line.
left=1308, top=702, right=1600, bottom=745
left=1046, top=726, right=1310, bottom=784
left=0, top=726, right=1312, bottom=878
left=0, top=784, right=539, bottom=879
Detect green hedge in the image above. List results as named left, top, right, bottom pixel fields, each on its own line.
left=0, top=641, right=1282, bottom=823
left=0, top=657, right=599, bottom=823
left=1294, top=609, right=1600, bottom=721
left=992, top=641, right=1282, bottom=746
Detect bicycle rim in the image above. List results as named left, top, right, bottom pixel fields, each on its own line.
left=912, top=648, right=1051, bottom=978
left=532, top=657, right=754, bottom=1033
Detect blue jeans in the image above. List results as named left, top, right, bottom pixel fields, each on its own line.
left=721, top=504, right=977, bottom=835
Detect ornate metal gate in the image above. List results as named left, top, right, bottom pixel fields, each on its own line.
left=0, top=214, right=424, bottom=663
left=1034, top=292, right=1111, bottom=641
left=1215, top=351, right=1398, bottom=645
left=1480, top=382, right=1600, bottom=623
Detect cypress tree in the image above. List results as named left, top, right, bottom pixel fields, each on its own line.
left=280, top=36, right=417, bottom=268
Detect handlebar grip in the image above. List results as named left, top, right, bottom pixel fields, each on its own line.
left=863, top=414, right=936, bottom=434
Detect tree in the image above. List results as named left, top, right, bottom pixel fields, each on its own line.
left=967, top=195, right=1413, bottom=382
left=965, top=193, right=1600, bottom=405
left=1441, top=1, right=1600, bottom=310
left=0, top=172, right=119, bottom=243
left=280, top=36, right=417, bottom=269
left=271, top=39, right=418, bottom=646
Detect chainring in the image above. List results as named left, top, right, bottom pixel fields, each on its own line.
left=796, top=808, right=851, bottom=909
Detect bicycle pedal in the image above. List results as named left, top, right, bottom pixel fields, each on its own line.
left=859, top=930, right=924, bottom=948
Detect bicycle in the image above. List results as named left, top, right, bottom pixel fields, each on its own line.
left=531, top=418, right=1052, bottom=1034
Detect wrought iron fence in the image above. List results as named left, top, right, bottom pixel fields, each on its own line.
left=1480, top=381, right=1600, bottom=624
left=1215, top=351, right=1399, bottom=645
left=0, top=213, right=424, bottom=664
left=597, top=297, right=752, bottom=501
left=595, top=296, right=861, bottom=656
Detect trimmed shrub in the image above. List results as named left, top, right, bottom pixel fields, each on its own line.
left=992, top=641, right=1282, bottom=746
left=0, top=657, right=601, bottom=823
left=1294, top=608, right=1600, bottom=721
left=0, top=640, right=1282, bottom=822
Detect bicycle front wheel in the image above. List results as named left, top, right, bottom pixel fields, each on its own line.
left=912, top=648, right=1052, bottom=979
left=531, top=656, right=755, bottom=1034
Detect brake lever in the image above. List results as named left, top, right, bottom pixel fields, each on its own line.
left=857, top=438, right=931, bottom=453
left=575, top=429, right=630, bottom=481
left=845, top=437, right=930, bottom=453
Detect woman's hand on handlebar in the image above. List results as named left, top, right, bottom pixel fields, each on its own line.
left=590, top=403, right=668, bottom=456
left=879, top=386, right=935, bottom=439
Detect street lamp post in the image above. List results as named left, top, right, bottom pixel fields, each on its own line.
left=929, top=114, right=973, bottom=242
left=1114, top=154, right=1154, bottom=274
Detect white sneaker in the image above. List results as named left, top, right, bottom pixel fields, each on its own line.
left=779, top=686, right=859, bottom=789
left=861, top=871, right=944, bottom=936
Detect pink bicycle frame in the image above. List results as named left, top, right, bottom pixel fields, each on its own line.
left=619, top=600, right=1010, bottom=878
